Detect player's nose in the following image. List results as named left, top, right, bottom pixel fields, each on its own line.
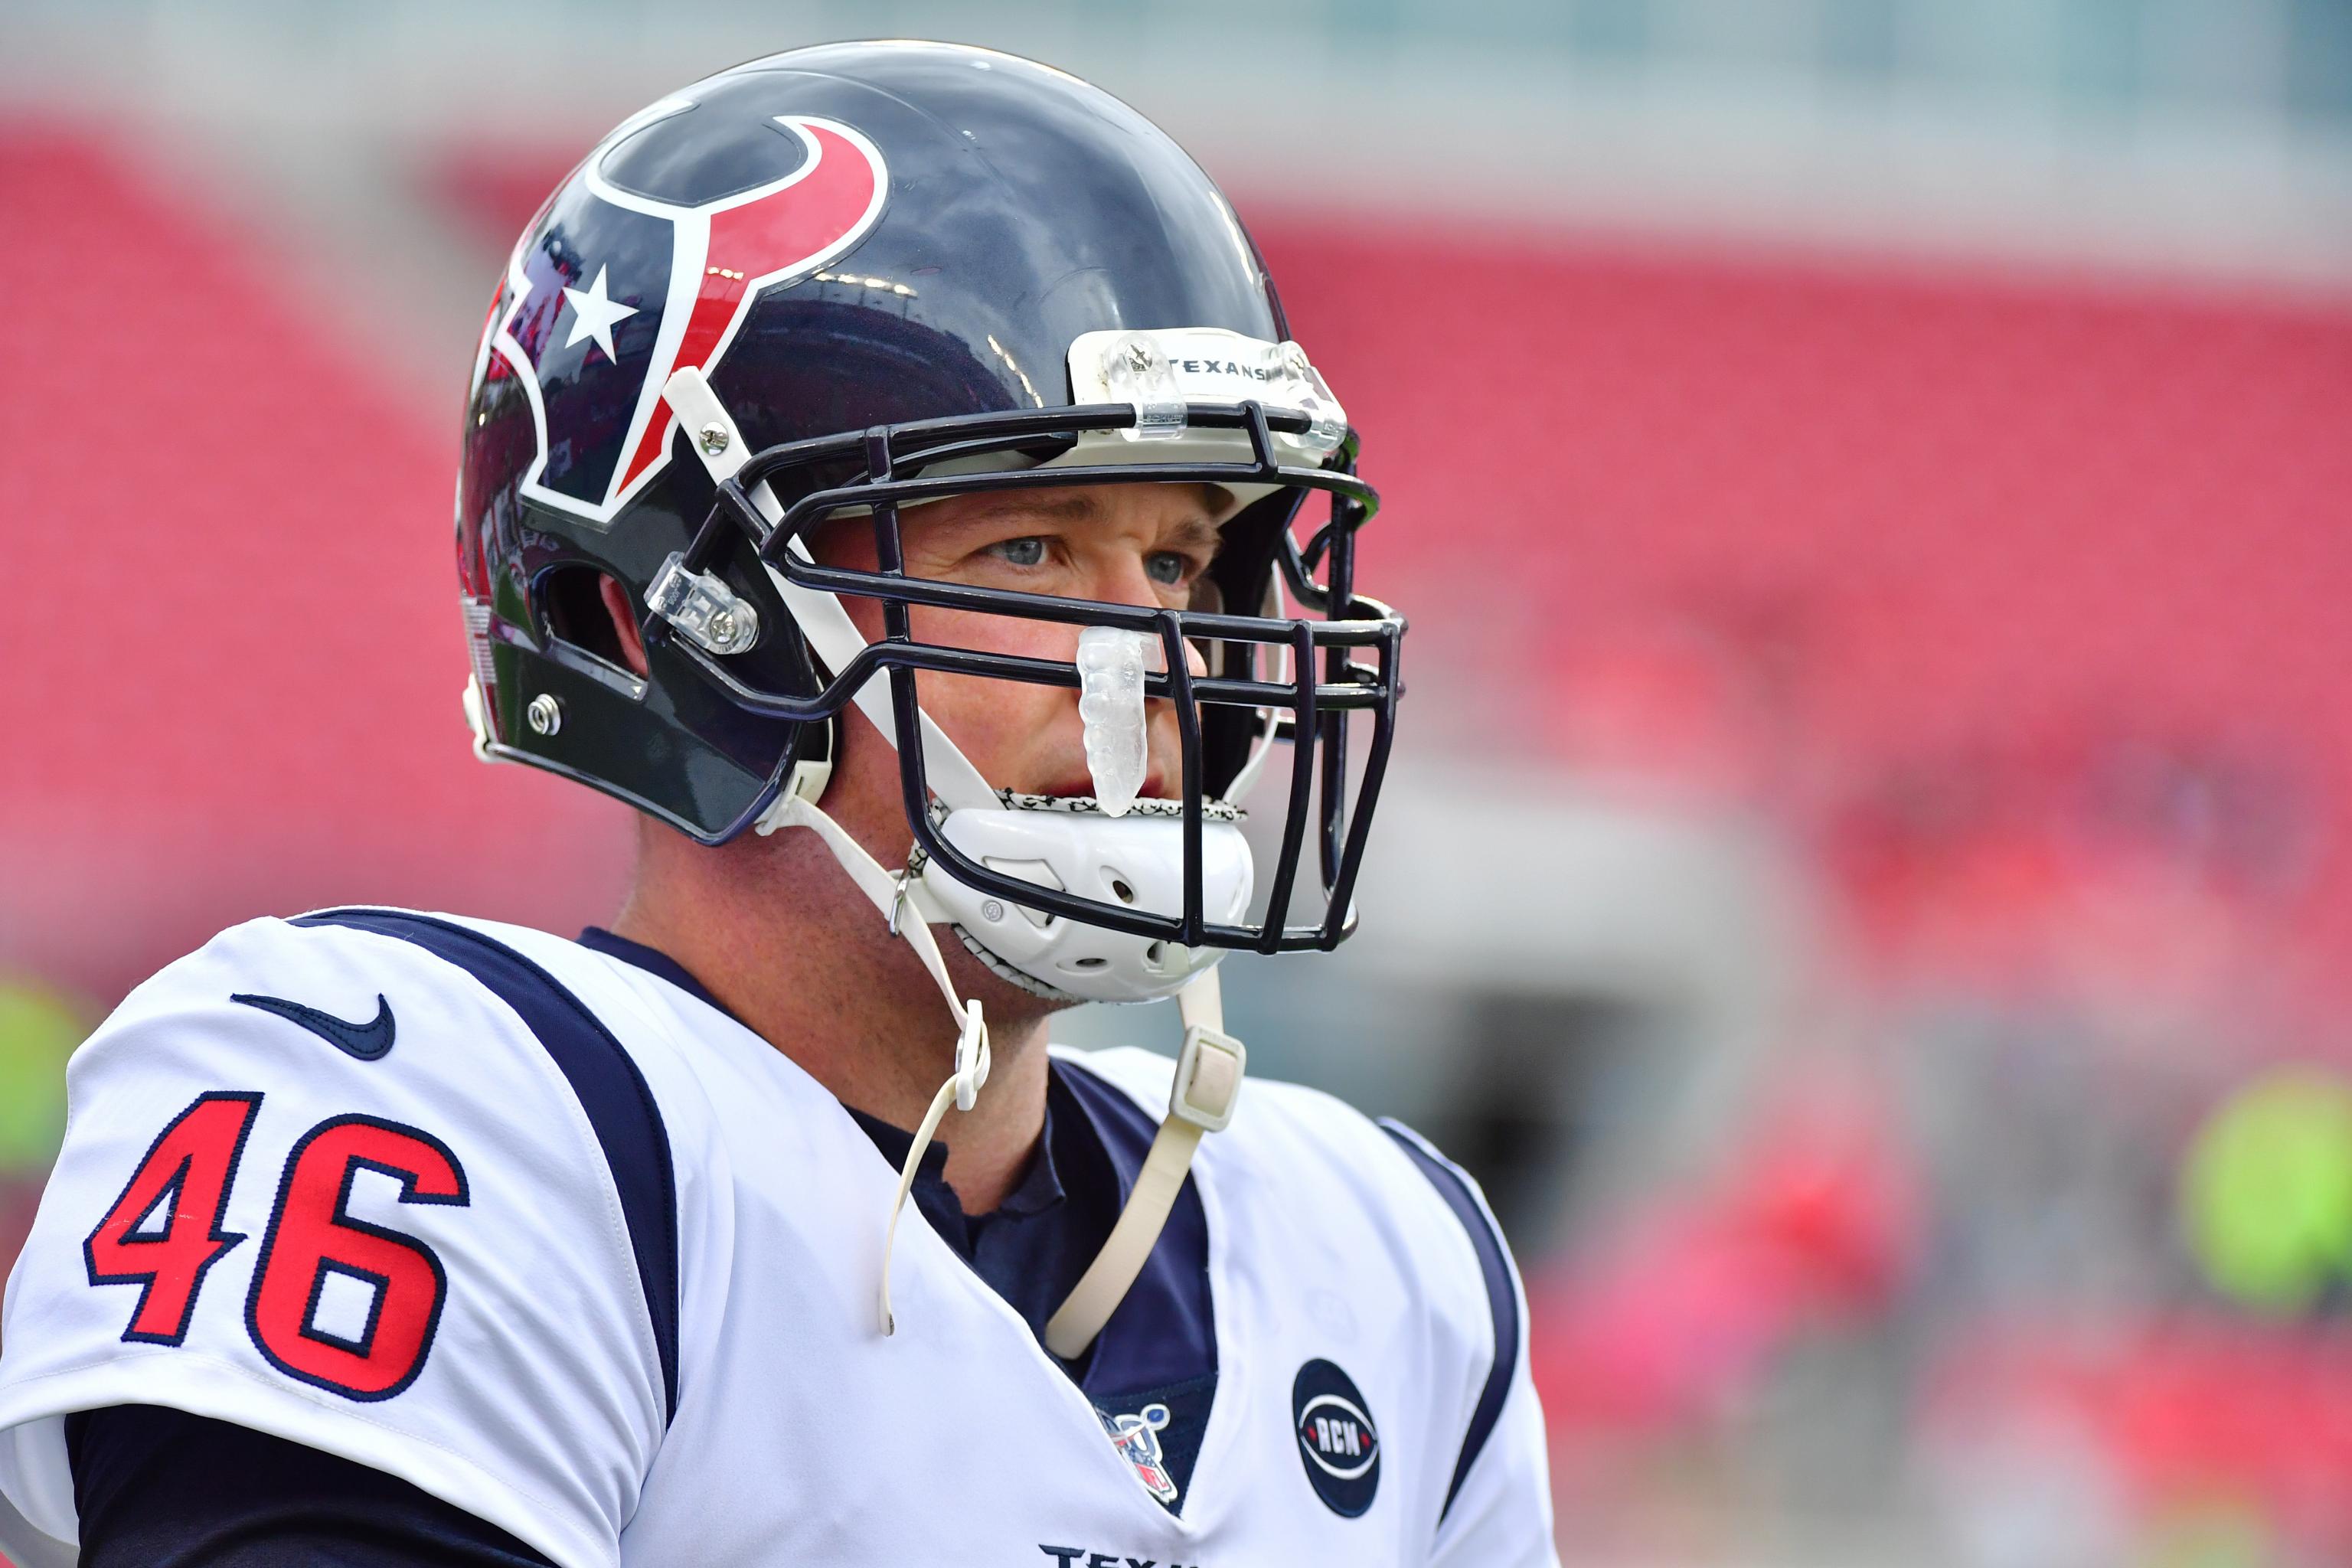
left=1083, top=557, right=1211, bottom=681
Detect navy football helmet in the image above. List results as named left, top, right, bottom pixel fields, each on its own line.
left=455, top=41, right=1403, bottom=1006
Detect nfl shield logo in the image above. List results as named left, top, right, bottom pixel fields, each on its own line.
left=1100, top=1402, right=1179, bottom=1504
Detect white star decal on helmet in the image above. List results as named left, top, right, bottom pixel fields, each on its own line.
left=561, top=264, right=637, bottom=364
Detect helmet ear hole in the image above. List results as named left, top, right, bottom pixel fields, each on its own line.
left=596, top=573, right=650, bottom=678
left=542, top=565, right=645, bottom=678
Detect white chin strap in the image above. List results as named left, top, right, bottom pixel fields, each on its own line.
left=1044, top=967, right=1243, bottom=1358
left=761, top=784, right=988, bottom=1337
left=660, top=367, right=1247, bottom=1354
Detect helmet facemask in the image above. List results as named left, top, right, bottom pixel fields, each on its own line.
left=648, top=351, right=1403, bottom=1007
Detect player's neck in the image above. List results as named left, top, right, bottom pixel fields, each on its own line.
left=608, top=818, right=1058, bottom=1215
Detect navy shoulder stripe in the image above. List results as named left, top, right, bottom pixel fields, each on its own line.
left=294, top=910, right=680, bottom=1426
left=1379, top=1120, right=1518, bottom=1520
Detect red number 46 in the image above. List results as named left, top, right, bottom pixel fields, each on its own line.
left=84, top=1093, right=470, bottom=1402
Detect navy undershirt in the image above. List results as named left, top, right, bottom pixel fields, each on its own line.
left=68, top=927, right=1217, bottom=1562
left=848, top=1082, right=1109, bottom=1368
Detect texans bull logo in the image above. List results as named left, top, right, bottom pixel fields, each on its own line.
left=473, top=96, right=888, bottom=521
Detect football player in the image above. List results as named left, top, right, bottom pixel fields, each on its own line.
left=0, top=41, right=1556, bottom=1567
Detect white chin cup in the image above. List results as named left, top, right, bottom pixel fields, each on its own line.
left=920, top=804, right=1253, bottom=1004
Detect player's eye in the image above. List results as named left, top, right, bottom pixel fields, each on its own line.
left=987, top=537, right=1048, bottom=568
left=1145, top=550, right=1191, bottom=587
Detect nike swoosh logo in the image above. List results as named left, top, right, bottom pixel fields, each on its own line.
left=229, top=991, right=397, bottom=1061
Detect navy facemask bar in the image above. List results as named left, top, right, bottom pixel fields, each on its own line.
left=648, top=397, right=1403, bottom=956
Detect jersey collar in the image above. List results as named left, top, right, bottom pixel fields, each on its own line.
left=572, top=924, right=1208, bottom=1404
left=577, top=926, right=736, bottom=1019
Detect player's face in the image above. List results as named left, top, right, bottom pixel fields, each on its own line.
left=814, top=482, right=1224, bottom=799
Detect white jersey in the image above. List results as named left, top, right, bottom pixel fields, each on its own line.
left=0, top=910, right=1555, bottom=1567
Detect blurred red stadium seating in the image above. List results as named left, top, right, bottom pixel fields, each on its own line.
left=5, top=125, right=2348, bottom=1008
left=440, top=149, right=2352, bottom=985
left=0, top=127, right=630, bottom=1003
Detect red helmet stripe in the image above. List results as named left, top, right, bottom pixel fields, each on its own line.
left=617, top=121, right=883, bottom=491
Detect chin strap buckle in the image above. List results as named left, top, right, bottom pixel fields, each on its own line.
left=1168, top=1023, right=1245, bottom=1132
left=1044, top=970, right=1242, bottom=1361
left=951, top=999, right=990, bottom=1113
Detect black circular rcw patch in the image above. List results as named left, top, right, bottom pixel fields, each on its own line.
left=1292, top=1358, right=1381, bottom=1517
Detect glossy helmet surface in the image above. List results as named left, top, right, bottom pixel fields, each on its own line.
left=456, top=41, right=1402, bottom=967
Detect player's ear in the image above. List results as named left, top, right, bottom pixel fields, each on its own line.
left=597, top=573, right=652, bottom=678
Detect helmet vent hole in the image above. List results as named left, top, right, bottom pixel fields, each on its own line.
left=1110, top=877, right=1136, bottom=904
left=543, top=566, right=634, bottom=671
left=1145, top=942, right=1167, bottom=967
left=1072, top=957, right=1108, bottom=971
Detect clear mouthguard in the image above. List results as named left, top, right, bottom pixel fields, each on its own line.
left=1076, top=626, right=1155, bottom=816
